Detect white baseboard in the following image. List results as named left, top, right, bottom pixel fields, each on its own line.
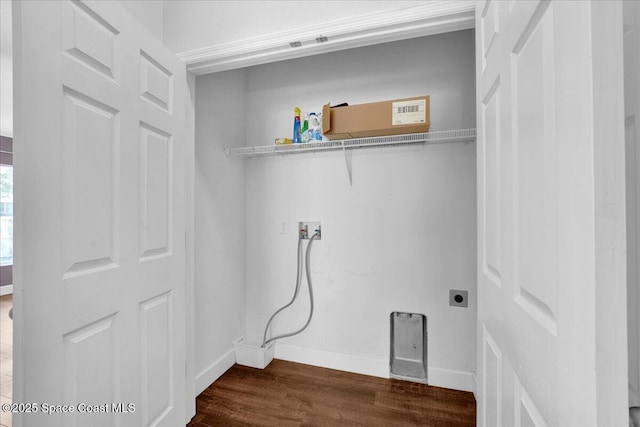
left=274, top=343, right=475, bottom=392
left=194, top=347, right=236, bottom=396
left=428, top=366, right=475, bottom=393
left=472, top=373, right=478, bottom=400
left=275, top=343, right=389, bottom=378
left=0, top=285, right=13, bottom=296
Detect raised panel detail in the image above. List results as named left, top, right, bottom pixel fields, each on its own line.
left=62, top=87, right=119, bottom=278
left=482, top=76, right=502, bottom=286
left=63, top=314, right=118, bottom=427
left=139, top=123, right=172, bottom=260
left=483, top=326, right=502, bottom=427
left=627, top=115, right=640, bottom=401
left=515, top=378, right=550, bottom=427
left=140, top=292, right=173, bottom=426
left=482, top=0, right=499, bottom=60
left=511, top=2, right=558, bottom=335
left=140, top=50, right=173, bottom=112
left=63, top=1, right=119, bottom=80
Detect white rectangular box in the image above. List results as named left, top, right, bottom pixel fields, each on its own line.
left=234, top=338, right=275, bottom=369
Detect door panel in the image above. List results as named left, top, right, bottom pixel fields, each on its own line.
left=139, top=123, right=171, bottom=259
left=481, top=76, right=502, bottom=287
left=629, top=113, right=640, bottom=405
left=511, top=3, right=558, bottom=334
left=140, top=51, right=172, bottom=112
left=626, top=0, right=640, bottom=408
left=514, top=377, right=549, bottom=427
left=62, top=315, right=118, bottom=427
left=482, top=326, right=502, bottom=427
left=61, top=87, right=119, bottom=277
left=62, top=1, right=120, bottom=79
left=140, top=292, right=173, bottom=426
left=476, top=1, right=626, bottom=425
left=13, top=1, right=188, bottom=426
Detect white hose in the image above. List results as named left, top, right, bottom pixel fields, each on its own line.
left=262, top=233, right=319, bottom=347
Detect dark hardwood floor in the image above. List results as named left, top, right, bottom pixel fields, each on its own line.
left=188, top=360, right=476, bottom=427
left=0, top=294, right=12, bottom=427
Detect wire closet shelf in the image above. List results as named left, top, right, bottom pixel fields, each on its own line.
left=224, top=128, right=476, bottom=158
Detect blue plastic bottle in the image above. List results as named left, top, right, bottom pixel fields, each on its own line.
left=293, top=107, right=301, bottom=143
left=309, top=112, right=322, bottom=141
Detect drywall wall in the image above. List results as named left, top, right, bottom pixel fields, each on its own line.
left=118, top=0, right=163, bottom=41
left=242, top=30, right=477, bottom=390
left=193, top=69, right=247, bottom=394
left=162, top=0, right=426, bottom=53
left=0, top=0, right=12, bottom=137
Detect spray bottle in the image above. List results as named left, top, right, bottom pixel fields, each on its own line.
left=293, top=107, right=301, bottom=143
left=300, top=113, right=310, bottom=143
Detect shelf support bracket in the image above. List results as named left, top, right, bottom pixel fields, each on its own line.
left=342, top=141, right=353, bottom=186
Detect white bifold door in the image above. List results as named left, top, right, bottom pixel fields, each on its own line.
left=13, top=1, right=190, bottom=426
left=476, top=1, right=627, bottom=426
left=626, top=0, right=640, bottom=411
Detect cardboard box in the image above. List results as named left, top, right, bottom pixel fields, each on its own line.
left=322, top=96, right=430, bottom=140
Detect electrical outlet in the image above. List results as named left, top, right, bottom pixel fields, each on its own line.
left=280, top=220, right=289, bottom=234
left=298, top=221, right=321, bottom=240
left=449, top=290, right=468, bottom=308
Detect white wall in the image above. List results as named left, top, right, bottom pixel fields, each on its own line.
left=0, top=0, right=12, bottom=137
left=241, top=30, right=477, bottom=390
left=118, top=0, right=164, bottom=41
left=193, top=70, right=247, bottom=393
left=163, top=0, right=426, bottom=53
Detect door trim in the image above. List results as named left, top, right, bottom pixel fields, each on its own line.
left=178, top=1, right=475, bottom=75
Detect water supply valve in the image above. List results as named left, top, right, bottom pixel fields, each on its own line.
left=299, top=221, right=321, bottom=240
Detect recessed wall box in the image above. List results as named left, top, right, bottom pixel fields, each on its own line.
left=390, top=312, right=428, bottom=384
left=449, top=289, right=468, bottom=308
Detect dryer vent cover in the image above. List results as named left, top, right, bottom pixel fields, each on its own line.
left=390, top=312, right=428, bottom=384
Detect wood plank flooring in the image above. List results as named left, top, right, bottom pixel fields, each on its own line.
left=188, top=360, right=476, bottom=427
left=0, top=294, right=12, bottom=427
left=0, top=297, right=476, bottom=427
